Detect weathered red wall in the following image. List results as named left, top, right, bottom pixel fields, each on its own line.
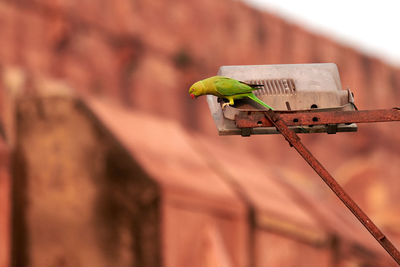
left=1, top=0, right=400, bottom=266
left=0, top=140, right=10, bottom=267
left=0, top=1, right=399, bottom=114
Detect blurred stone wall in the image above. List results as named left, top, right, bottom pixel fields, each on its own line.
left=1, top=0, right=400, bottom=266
left=1, top=0, right=399, bottom=128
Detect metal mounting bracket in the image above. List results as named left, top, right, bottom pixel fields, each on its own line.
left=236, top=108, right=400, bottom=265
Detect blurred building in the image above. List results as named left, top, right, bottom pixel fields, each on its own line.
left=0, top=0, right=399, bottom=266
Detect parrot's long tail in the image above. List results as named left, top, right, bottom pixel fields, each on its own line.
left=247, top=93, right=274, bottom=110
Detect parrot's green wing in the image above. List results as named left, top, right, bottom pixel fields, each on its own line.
left=214, top=77, right=255, bottom=96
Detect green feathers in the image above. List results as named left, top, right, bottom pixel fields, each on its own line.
left=247, top=93, right=274, bottom=110
left=213, top=77, right=255, bottom=96
left=189, top=76, right=274, bottom=110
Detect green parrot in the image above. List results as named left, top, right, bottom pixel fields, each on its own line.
left=188, top=76, right=274, bottom=110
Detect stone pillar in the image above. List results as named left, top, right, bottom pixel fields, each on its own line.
left=11, top=95, right=160, bottom=267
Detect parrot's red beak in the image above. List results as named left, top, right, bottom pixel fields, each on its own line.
left=190, top=93, right=195, bottom=99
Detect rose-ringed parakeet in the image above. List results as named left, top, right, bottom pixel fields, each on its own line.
left=189, top=76, right=274, bottom=110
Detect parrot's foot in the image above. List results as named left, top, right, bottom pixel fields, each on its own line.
left=221, top=103, right=231, bottom=109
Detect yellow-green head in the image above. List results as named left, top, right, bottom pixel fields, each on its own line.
left=188, top=80, right=206, bottom=99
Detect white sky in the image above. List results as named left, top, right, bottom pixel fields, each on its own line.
left=244, top=0, right=400, bottom=66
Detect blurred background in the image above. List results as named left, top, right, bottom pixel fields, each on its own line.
left=0, top=0, right=399, bottom=266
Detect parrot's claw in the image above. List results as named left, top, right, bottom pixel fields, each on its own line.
left=221, top=103, right=230, bottom=109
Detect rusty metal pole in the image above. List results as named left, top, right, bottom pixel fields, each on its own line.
left=235, top=108, right=400, bottom=128
left=263, top=110, right=400, bottom=265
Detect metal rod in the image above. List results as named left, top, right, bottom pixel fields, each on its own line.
left=235, top=108, right=400, bottom=128
left=262, top=110, right=400, bottom=265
